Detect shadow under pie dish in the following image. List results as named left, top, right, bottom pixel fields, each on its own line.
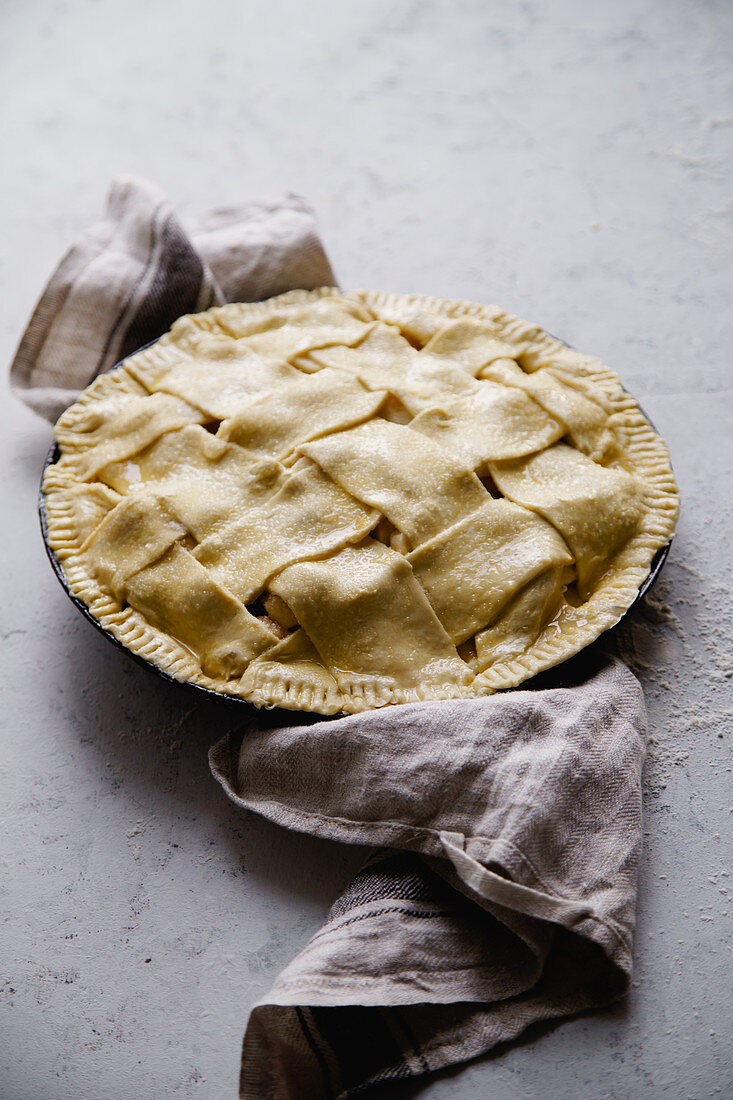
left=41, top=288, right=679, bottom=714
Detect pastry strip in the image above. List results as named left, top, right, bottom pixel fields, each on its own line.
left=420, top=318, right=517, bottom=373
left=408, top=381, right=564, bottom=468
left=238, top=629, right=345, bottom=715
left=99, top=425, right=284, bottom=540
left=125, top=544, right=277, bottom=679
left=269, top=541, right=472, bottom=699
left=239, top=318, right=376, bottom=367
left=217, top=368, right=386, bottom=460
left=489, top=443, right=643, bottom=598
left=50, top=481, right=122, bottom=551
left=129, top=347, right=302, bottom=419
left=55, top=392, right=206, bottom=480
left=480, top=358, right=615, bottom=462
left=311, top=324, right=481, bottom=414
left=307, top=323, right=416, bottom=385
left=193, top=460, right=379, bottom=603
left=302, top=418, right=490, bottom=547
left=474, top=567, right=569, bottom=670
left=99, top=424, right=265, bottom=491
left=407, top=499, right=573, bottom=644
left=209, top=295, right=375, bottom=339
left=80, top=492, right=188, bottom=601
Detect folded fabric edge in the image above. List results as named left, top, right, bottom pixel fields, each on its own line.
left=209, top=747, right=634, bottom=1098
left=208, top=735, right=635, bottom=971
left=208, top=652, right=644, bottom=1098
left=235, top=847, right=630, bottom=1100
left=240, top=977, right=628, bottom=1100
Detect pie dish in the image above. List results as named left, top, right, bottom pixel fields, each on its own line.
left=42, top=288, right=679, bottom=714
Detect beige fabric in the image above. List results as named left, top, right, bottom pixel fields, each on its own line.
left=210, top=650, right=646, bottom=1098
left=10, top=177, right=335, bottom=422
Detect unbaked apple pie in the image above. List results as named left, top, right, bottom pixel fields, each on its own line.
left=42, top=289, right=679, bottom=713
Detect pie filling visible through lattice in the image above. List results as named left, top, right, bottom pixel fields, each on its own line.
left=42, top=289, right=679, bottom=714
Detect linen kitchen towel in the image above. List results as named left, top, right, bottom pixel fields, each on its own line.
left=10, top=176, right=335, bottom=422
left=210, top=649, right=645, bottom=1098
left=16, top=181, right=648, bottom=1098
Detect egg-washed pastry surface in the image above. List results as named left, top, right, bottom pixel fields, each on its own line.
left=43, top=288, right=679, bottom=714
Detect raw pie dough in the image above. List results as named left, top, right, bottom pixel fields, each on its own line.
left=43, top=289, right=679, bottom=714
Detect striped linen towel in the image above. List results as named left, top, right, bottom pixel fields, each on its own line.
left=210, top=649, right=645, bottom=1098
left=14, top=180, right=647, bottom=1097
left=10, top=176, right=334, bottom=422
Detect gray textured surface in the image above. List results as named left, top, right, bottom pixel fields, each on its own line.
left=1, top=1, right=732, bottom=1097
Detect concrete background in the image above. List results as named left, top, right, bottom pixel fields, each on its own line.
left=1, top=0, right=731, bottom=1096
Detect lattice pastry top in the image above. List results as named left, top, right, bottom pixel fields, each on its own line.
left=43, top=289, right=679, bottom=713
